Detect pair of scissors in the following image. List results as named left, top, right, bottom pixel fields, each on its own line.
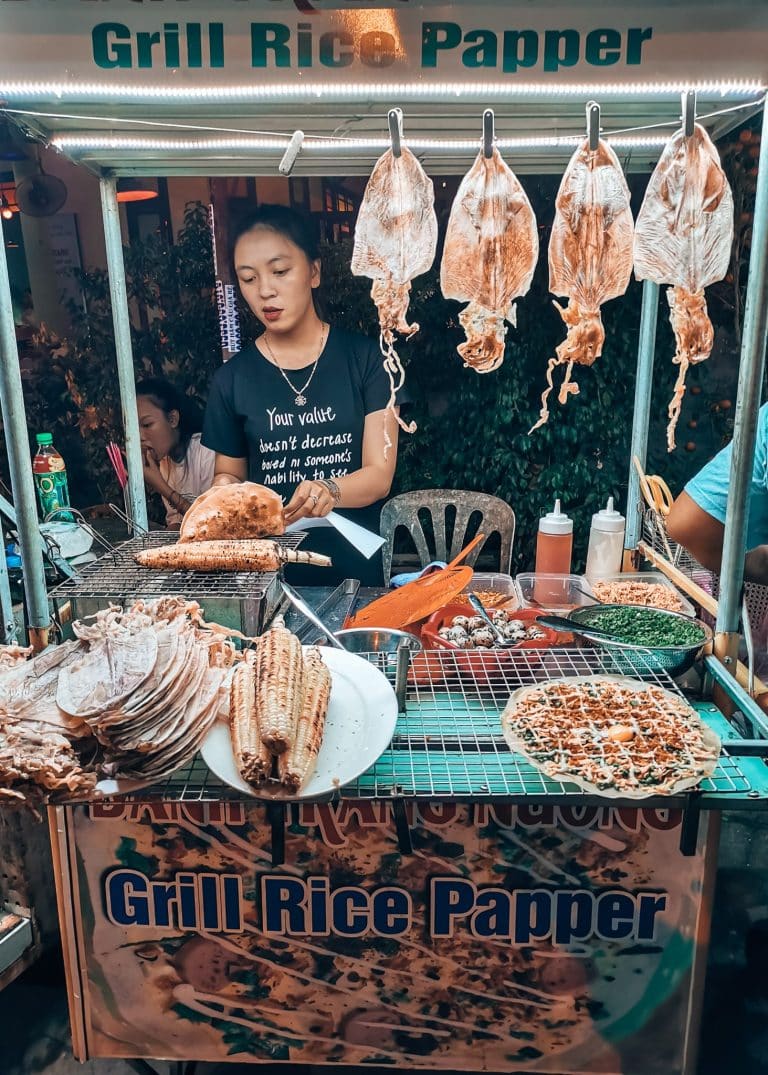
left=633, top=456, right=674, bottom=517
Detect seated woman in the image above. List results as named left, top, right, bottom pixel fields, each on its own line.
left=137, top=378, right=216, bottom=529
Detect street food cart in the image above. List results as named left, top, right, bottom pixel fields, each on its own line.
left=1, top=2, right=768, bottom=1073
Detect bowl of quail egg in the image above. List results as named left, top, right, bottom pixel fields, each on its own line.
left=419, top=603, right=565, bottom=684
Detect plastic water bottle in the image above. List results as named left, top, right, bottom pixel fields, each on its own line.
left=32, top=433, right=72, bottom=520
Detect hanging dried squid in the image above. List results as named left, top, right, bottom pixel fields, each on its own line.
left=441, top=147, right=539, bottom=373
left=530, top=138, right=634, bottom=433
left=634, top=123, right=734, bottom=450
left=351, top=144, right=438, bottom=447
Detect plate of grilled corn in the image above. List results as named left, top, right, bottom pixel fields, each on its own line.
left=200, top=620, right=398, bottom=799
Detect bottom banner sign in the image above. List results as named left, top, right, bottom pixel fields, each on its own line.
left=64, top=800, right=711, bottom=1072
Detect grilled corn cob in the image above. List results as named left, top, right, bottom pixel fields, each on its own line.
left=230, top=651, right=272, bottom=784
left=256, top=622, right=305, bottom=754
left=134, top=539, right=331, bottom=572
left=279, top=647, right=332, bottom=790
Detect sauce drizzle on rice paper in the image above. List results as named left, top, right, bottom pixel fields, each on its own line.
left=501, top=675, right=720, bottom=799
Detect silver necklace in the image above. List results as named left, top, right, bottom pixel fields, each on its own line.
left=261, top=324, right=328, bottom=406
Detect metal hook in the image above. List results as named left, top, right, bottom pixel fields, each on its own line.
left=482, top=109, right=495, bottom=159
left=586, top=101, right=600, bottom=151
left=683, top=90, right=697, bottom=137
left=278, top=129, right=304, bottom=176
left=388, top=108, right=403, bottom=158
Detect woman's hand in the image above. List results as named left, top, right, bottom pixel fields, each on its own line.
left=284, top=480, right=335, bottom=523
left=142, top=447, right=170, bottom=495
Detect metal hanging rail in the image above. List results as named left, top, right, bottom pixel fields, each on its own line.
left=715, top=102, right=768, bottom=659
left=98, top=177, right=148, bottom=534
left=0, top=216, right=49, bottom=649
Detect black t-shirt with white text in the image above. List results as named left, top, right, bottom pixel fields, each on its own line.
left=202, top=327, right=396, bottom=584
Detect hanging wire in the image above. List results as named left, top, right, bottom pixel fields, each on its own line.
left=2, top=94, right=765, bottom=151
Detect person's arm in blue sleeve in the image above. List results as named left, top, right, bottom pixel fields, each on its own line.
left=668, top=404, right=768, bottom=578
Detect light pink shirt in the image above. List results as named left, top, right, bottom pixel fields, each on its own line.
left=159, top=433, right=216, bottom=527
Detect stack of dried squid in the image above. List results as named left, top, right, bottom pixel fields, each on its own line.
left=0, top=598, right=238, bottom=807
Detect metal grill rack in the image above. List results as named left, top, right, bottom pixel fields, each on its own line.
left=642, top=508, right=714, bottom=587
left=151, top=647, right=755, bottom=808
left=50, top=530, right=307, bottom=635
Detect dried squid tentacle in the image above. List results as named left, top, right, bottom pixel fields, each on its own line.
left=665, top=286, right=714, bottom=452
left=528, top=301, right=603, bottom=433
left=380, top=327, right=417, bottom=443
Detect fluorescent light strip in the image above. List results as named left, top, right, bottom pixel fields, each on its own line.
left=52, top=133, right=669, bottom=153
left=4, top=79, right=765, bottom=101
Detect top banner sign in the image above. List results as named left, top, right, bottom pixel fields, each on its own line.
left=0, top=1, right=767, bottom=87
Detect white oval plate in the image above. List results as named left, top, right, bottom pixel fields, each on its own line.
left=200, top=647, right=398, bottom=799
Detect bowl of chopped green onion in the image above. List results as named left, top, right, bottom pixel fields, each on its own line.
left=568, top=603, right=712, bottom=676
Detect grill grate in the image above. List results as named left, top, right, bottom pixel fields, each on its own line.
left=50, top=530, right=306, bottom=601
left=147, top=647, right=752, bottom=804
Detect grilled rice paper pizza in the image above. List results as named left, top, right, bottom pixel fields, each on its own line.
left=501, top=675, right=720, bottom=798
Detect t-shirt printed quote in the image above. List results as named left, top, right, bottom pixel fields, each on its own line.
left=260, top=405, right=353, bottom=487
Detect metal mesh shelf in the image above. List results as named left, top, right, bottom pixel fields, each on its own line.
left=50, top=530, right=306, bottom=601
left=145, top=647, right=754, bottom=806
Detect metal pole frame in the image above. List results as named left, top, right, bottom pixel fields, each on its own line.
left=0, top=212, right=49, bottom=648
left=716, top=99, right=768, bottom=650
left=625, top=280, right=661, bottom=550
left=99, top=178, right=148, bottom=534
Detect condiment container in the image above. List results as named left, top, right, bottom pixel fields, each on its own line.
left=516, top=573, right=592, bottom=615
left=584, top=497, right=625, bottom=583
left=534, top=500, right=573, bottom=604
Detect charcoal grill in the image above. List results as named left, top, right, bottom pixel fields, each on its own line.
left=49, top=530, right=308, bottom=636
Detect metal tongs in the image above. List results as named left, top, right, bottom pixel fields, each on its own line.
left=280, top=580, right=346, bottom=650
left=466, top=594, right=519, bottom=648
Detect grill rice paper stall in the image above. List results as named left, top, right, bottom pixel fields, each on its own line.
left=1, top=2, right=768, bottom=1073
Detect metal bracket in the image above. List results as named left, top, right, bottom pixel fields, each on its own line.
left=679, top=793, right=702, bottom=856
left=683, top=90, right=697, bottom=137
left=483, top=109, right=495, bottom=158
left=267, top=801, right=287, bottom=866
left=391, top=797, right=413, bottom=854
left=388, top=108, right=403, bottom=158
left=395, top=641, right=411, bottom=713
left=586, top=101, right=600, bottom=151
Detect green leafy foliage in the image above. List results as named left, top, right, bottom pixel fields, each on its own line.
left=15, top=202, right=220, bottom=509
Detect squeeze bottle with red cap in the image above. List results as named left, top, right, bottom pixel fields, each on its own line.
left=585, top=497, right=626, bottom=583
left=535, top=499, right=573, bottom=576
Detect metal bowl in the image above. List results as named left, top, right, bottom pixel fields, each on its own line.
left=333, top=628, right=423, bottom=655
left=568, top=603, right=713, bottom=677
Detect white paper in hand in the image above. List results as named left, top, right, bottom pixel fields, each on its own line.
left=285, top=511, right=384, bottom=559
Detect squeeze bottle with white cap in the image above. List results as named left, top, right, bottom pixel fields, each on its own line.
left=535, top=500, right=573, bottom=576
left=585, top=497, right=626, bottom=583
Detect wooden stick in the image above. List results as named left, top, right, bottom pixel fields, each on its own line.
left=638, top=540, right=768, bottom=705
left=637, top=540, right=718, bottom=615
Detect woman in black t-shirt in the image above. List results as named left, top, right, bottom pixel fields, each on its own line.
left=201, top=205, right=401, bottom=585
